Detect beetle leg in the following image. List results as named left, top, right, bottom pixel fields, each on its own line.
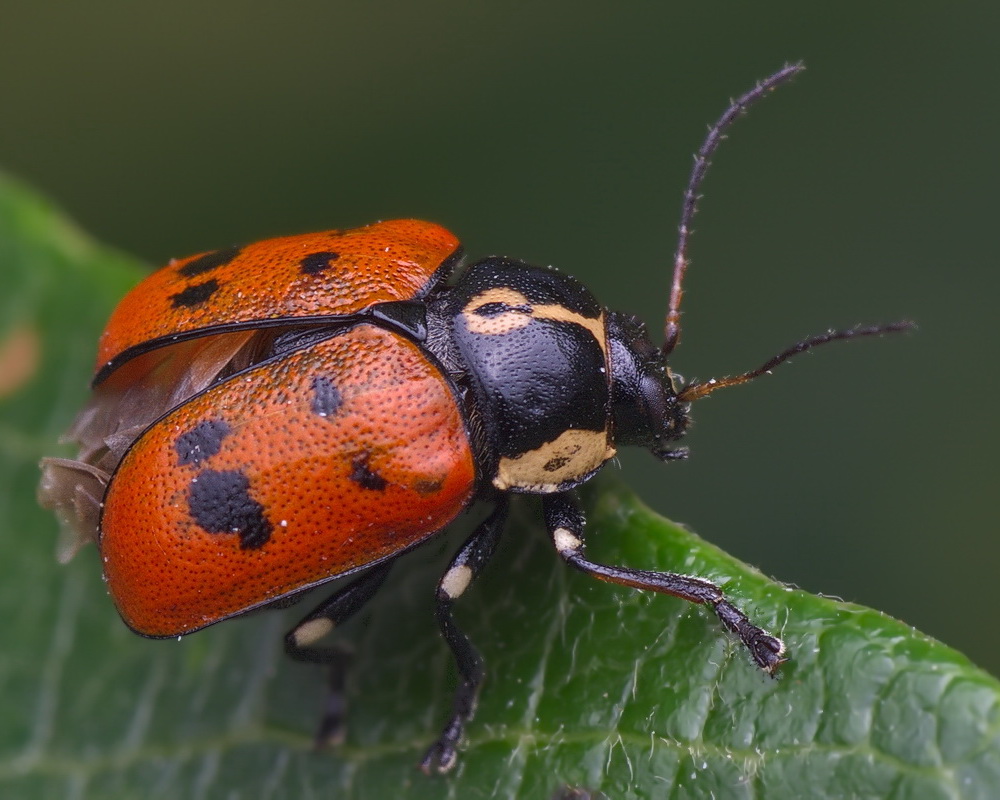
left=284, top=560, right=394, bottom=746
left=421, top=496, right=510, bottom=774
left=542, top=492, right=786, bottom=673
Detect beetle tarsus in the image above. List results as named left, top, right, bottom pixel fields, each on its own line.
left=420, top=716, right=464, bottom=774
left=712, top=599, right=786, bottom=673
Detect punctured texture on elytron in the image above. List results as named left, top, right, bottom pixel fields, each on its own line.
left=101, top=323, right=476, bottom=636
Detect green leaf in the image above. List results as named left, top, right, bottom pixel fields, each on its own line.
left=2, top=171, right=998, bottom=799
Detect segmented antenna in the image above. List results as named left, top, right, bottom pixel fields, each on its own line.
left=677, top=321, right=916, bottom=403
left=663, top=62, right=805, bottom=357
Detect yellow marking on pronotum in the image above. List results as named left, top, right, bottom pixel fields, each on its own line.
left=531, top=305, right=606, bottom=357
left=462, top=288, right=533, bottom=336
left=462, top=289, right=607, bottom=355
left=493, top=428, right=614, bottom=492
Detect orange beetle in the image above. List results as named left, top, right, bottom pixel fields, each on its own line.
left=39, top=65, right=911, bottom=773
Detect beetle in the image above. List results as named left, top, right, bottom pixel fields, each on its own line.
left=38, top=63, right=911, bottom=773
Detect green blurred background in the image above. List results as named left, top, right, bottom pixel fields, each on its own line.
left=2, top=0, right=997, bottom=681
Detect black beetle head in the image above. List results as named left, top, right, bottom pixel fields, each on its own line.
left=607, top=312, right=690, bottom=461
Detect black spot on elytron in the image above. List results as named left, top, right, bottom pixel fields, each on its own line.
left=187, top=469, right=272, bottom=549
left=171, top=279, right=220, bottom=308
left=300, top=251, right=341, bottom=275
left=311, top=376, right=343, bottom=417
left=413, top=479, right=443, bottom=495
left=177, top=246, right=241, bottom=277
left=349, top=454, right=387, bottom=491
left=543, top=456, right=571, bottom=472
left=175, top=419, right=231, bottom=466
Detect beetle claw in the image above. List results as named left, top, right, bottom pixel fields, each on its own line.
left=419, top=738, right=459, bottom=775
left=749, top=631, right=788, bottom=675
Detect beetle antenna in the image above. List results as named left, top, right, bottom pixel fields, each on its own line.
left=663, top=62, right=805, bottom=357
left=677, top=320, right=915, bottom=402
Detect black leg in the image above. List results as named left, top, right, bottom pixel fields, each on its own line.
left=420, top=497, right=510, bottom=774
left=543, top=492, right=785, bottom=673
left=284, top=560, right=394, bottom=746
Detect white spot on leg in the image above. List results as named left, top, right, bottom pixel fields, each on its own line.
left=293, top=617, right=335, bottom=647
left=553, top=527, right=582, bottom=555
left=441, top=564, right=473, bottom=599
